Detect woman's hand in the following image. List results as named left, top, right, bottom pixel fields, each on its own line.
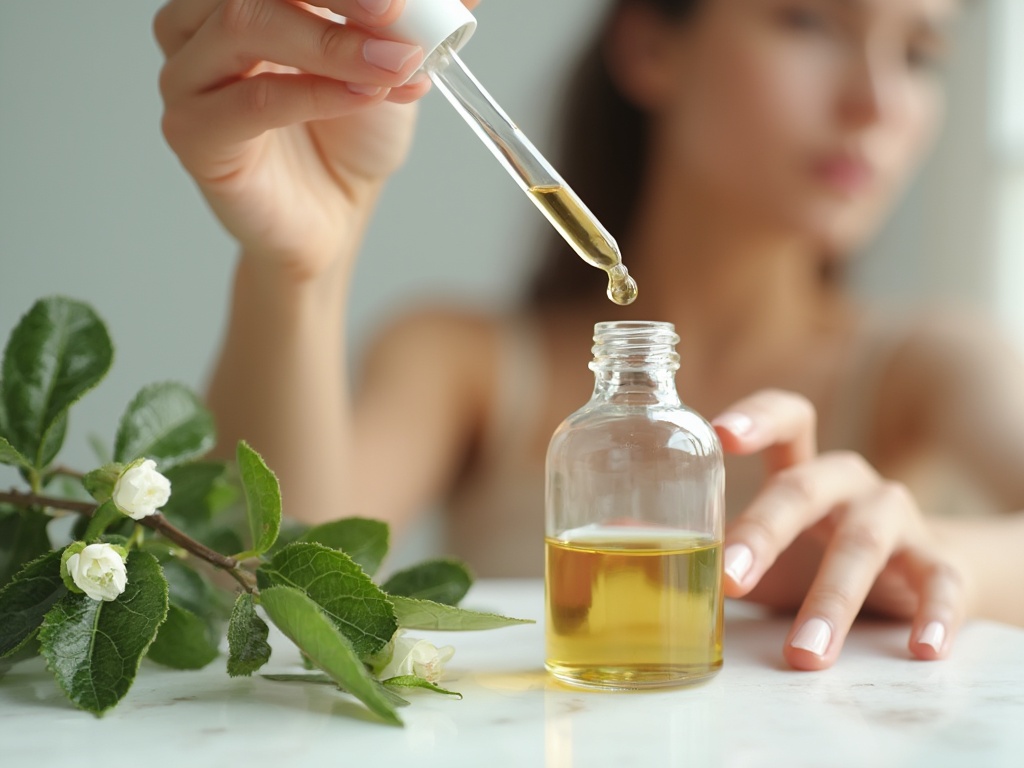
left=711, top=389, right=969, bottom=670
left=154, top=0, right=479, bottom=277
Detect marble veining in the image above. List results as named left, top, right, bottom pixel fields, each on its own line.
left=2, top=580, right=1022, bottom=767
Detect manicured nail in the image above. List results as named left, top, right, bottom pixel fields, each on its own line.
left=346, top=82, right=382, bottom=96
left=918, top=621, right=945, bottom=652
left=406, top=71, right=430, bottom=86
left=723, top=543, right=753, bottom=585
left=363, top=39, right=423, bottom=73
left=358, top=0, right=392, bottom=16
left=791, top=618, right=831, bottom=656
left=713, top=412, right=754, bottom=437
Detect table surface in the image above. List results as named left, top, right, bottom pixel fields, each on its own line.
left=2, top=579, right=1023, bottom=768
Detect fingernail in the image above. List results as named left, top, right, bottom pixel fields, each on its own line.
left=918, top=621, right=945, bottom=652
left=713, top=412, right=754, bottom=437
left=363, top=39, right=423, bottom=73
left=406, top=71, right=430, bottom=86
left=346, top=82, right=382, bottom=96
left=358, top=0, right=392, bottom=16
left=723, top=543, right=753, bottom=585
left=791, top=618, right=832, bottom=656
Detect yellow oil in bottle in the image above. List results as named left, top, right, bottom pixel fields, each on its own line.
left=529, top=184, right=639, bottom=306
left=545, top=528, right=723, bottom=689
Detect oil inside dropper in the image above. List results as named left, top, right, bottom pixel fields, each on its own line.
left=528, top=185, right=638, bottom=306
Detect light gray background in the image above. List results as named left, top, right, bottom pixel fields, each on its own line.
left=0, top=0, right=1016, bottom=479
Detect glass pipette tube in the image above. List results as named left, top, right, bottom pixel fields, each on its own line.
left=425, top=43, right=638, bottom=306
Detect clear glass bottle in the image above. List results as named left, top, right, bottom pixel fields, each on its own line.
left=544, top=321, right=725, bottom=689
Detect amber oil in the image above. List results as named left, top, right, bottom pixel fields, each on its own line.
left=545, top=526, right=723, bottom=689
left=529, top=184, right=638, bottom=305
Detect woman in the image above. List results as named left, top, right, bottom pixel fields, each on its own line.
left=154, top=0, right=1024, bottom=670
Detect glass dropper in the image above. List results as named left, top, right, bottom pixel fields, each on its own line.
left=423, top=43, right=638, bottom=306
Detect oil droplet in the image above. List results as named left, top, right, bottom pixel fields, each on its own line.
left=606, top=265, right=638, bottom=306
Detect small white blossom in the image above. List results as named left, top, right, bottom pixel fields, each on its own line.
left=380, top=631, right=455, bottom=684
left=112, top=459, right=171, bottom=520
left=66, top=543, right=128, bottom=602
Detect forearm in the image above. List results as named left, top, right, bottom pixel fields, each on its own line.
left=933, top=512, right=1024, bottom=626
left=206, top=238, right=366, bottom=527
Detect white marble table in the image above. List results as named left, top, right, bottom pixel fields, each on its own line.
left=2, top=580, right=1023, bottom=767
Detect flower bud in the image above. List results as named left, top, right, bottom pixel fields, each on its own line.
left=63, top=543, right=128, bottom=602
left=380, top=630, right=455, bottom=684
left=112, top=459, right=171, bottom=520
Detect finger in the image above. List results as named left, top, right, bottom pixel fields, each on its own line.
left=162, top=0, right=423, bottom=101
left=384, top=72, right=431, bottom=103
left=711, top=388, right=817, bottom=472
left=723, top=451, right=877, bottom=595
left=155, top=0, right=220, bottom=57
left=783, top=481, right=911, bottom=670
left=899, top=548, right=967, bottom=660
left=163, top=72, right=387, bottom=166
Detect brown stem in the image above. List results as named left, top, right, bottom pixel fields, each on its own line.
left=0, top=488, right=256, bottom=592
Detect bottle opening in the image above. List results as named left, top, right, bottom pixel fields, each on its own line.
left=590, top=321, right=680, bottom=372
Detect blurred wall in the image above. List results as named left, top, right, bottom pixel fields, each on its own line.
left=0, top=0, right=1015, bottom=480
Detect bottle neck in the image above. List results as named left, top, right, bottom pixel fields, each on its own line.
left=589, top=321, right=682, bottom=406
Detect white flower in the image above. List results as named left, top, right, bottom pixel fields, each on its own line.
left=112, top=459, right=171, bottom=520
left=65, top=543, right=128, bottom=602
left=380, top=630, right=455, bottom=684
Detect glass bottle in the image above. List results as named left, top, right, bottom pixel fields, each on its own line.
left=544, top=321, right=725, bottom=689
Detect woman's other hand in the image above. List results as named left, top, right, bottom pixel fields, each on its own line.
left=154, top=0, right=479, bottom=277
left=712, top=389, right=968, bottom=670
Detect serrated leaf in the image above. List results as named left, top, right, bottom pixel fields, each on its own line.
left=233, top=442, right=281, bottom=559
left=382, top=559, right=472, bottom=606
left=383, top=675, right=463, bottom=698
left=258, top=542, right=396, bottom=657
left=1, top=297, right=113, bottom=469
left=159, top=462, right=227, bottom=523
left=0, top=436, right=29, bottom=470
left=113, top=382, right=215, bottom=468
left=0, top=509, right=53, bottom=587
left=0, top=549, right=66, bottom=657
left=259, top=586, right=401, bottom=726
left=299, top=518, right=389, bottom=576
left=39, top=551, right=168, bottom=715
left=227, top=592, right=271, bottom=677
left=82, top=500, right=123, bottom=542
left=390, top=596, right=533, bottom=631
left=147, top=603, right=219, bottom=670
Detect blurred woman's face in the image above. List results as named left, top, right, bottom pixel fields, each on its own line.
left=645, top=0, right=957, bottom=250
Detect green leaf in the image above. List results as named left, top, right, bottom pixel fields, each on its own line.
left=0, top=549, right=66, bottom=657
left=259, top=586, right=401, bottom=726
left=383, top=675, right=463, bottom=699
left=0, top=508, right=53, bottom=587
left=0, top=435, right=29, bottom=470
left=147, top=603, right=219, bottom=670
left=159, top=461, right=227, bottom=523
left=258, top=542, right=396, bottom=657
left=82, top=500, right=123, bottom=542
left=262, top=672, right=410, bottom=708
left=390, top=596, right=533, bottom=631
left=382, top=559, right=472, bottom=606
left=0, top=635, right=40, bottom=680
left=1, top=297, right=113, bottom=469
left=227, top=592, right=271, bottom=677
left=113, top=382, right=215, bottom=468
left=299, top=518, right=389, bottom=576
left=161, top=558, right=231, bottom=622
left=233, top=441, right=281, bottom=559
left=38, top=551, right=169, bottom=715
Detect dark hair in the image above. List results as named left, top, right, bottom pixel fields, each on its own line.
left=525, top=0, right=705, bottom=307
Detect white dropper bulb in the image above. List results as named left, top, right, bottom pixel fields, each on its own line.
left=384, top=0, right=637, bottom=305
